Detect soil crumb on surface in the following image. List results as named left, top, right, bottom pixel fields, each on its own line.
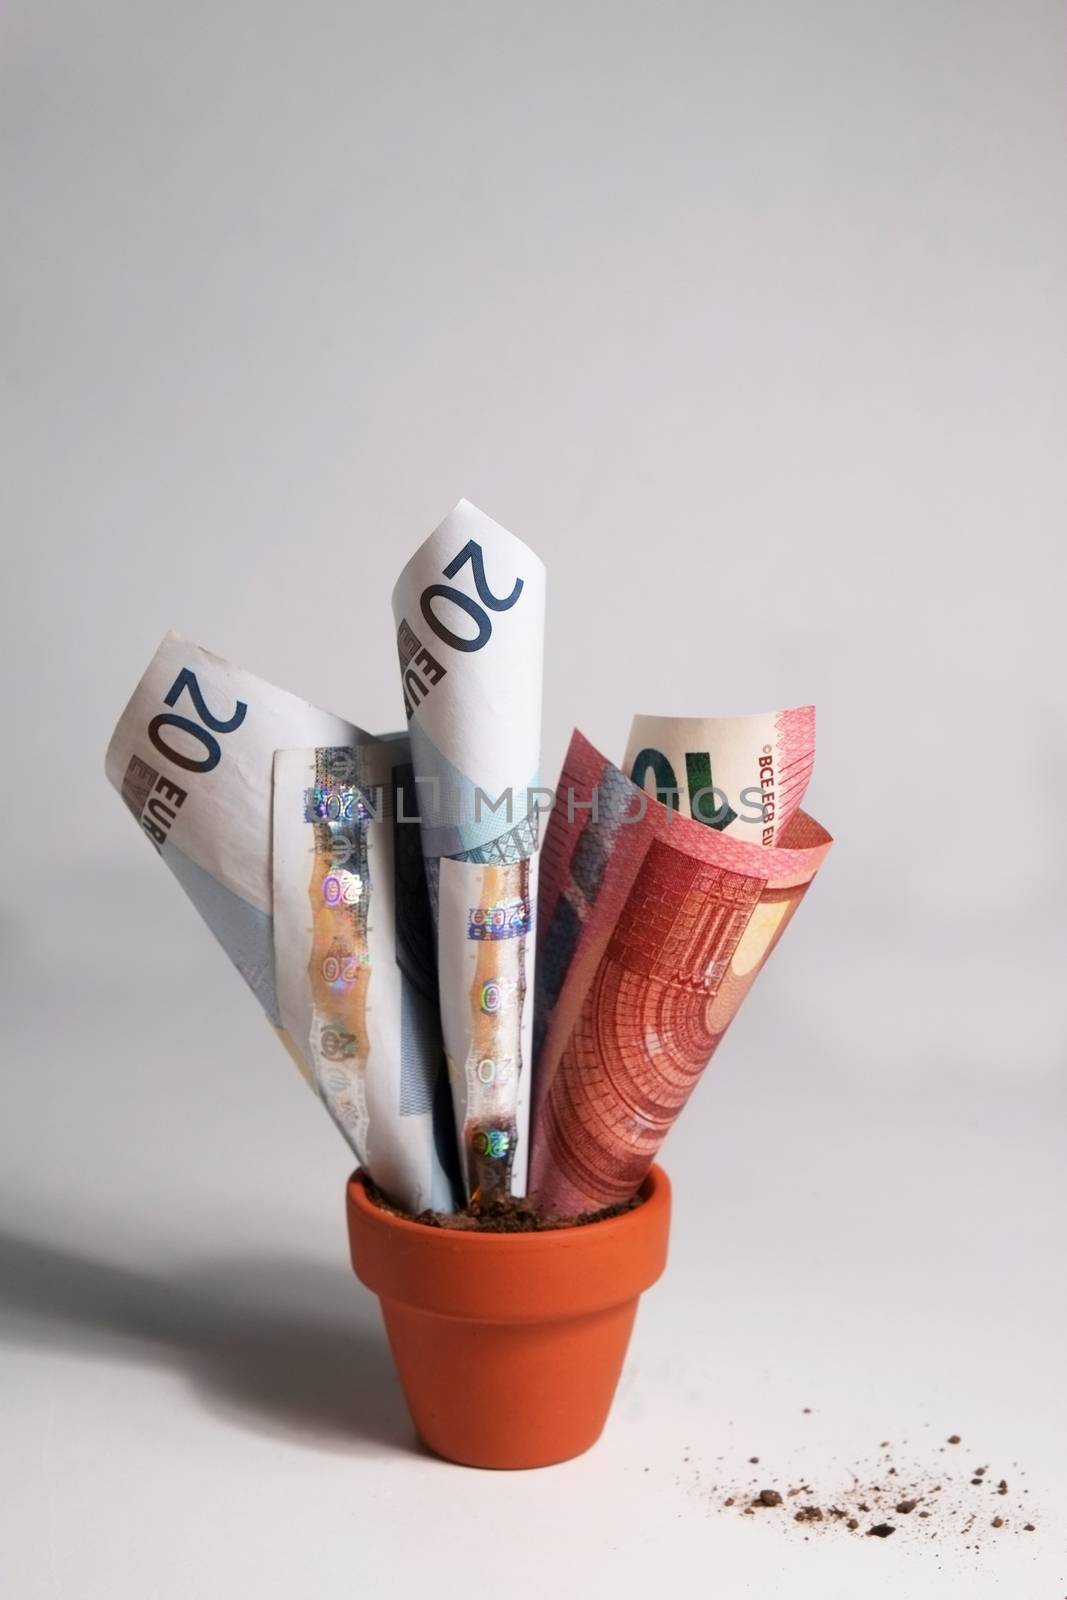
left=688, top=1418, right=1039, bottom=1551
left=362, top=1175, right=643, bottom=1232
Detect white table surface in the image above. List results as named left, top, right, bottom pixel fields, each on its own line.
left=3, top=2, right=1064, bottom=1594
left=2, top=871, right=1064, bottom=1600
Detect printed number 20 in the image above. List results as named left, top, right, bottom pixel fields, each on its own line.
left=148, top=668, right=248, bottom=774
left=420, top=540, right=523, bottom=654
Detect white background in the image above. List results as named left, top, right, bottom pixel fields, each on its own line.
left=2, top=3, right=1064, bottom=1595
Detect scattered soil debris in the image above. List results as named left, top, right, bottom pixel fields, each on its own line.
left=686, top=1419, right=1041, bottom=1550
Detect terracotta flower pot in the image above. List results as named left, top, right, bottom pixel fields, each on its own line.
left=346, top=1164, right=671, bottom=1469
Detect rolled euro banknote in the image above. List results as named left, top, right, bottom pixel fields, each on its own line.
left=529, top=730, right=832, bottom=1215
left=272, top=744, right=458, bottom=1213
left=105, top=630, right=371, bottom=1079
left=624, top=707, right=815, bottom=844
left=391, top=500, right=546, bottom=1200
left=105, top=632, right=456, bottom=1210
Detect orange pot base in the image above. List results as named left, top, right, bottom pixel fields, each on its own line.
left=347, top=1166, right=671, bottom=1469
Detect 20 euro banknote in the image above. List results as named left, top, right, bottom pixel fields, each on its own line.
left=272, top=744, right=458, bottom=1213
left=105, top=631, right=370, bottom=1082
left=391, top=501, right=546, bottom=1199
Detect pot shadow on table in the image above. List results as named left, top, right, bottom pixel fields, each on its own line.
left=0, top=1226, right=420, bottom=1458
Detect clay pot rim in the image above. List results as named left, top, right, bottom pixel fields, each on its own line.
left=348, top=1163, right=666, bottom=1250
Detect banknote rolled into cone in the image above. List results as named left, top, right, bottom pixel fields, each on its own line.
left=528, top=731, right=833, bottom=1214
left=391, top=499, right=546, bottom=1206
left=346, top=1164, right=671, bottom=1468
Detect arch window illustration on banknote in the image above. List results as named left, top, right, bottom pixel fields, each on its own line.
left=529, top=732, right=830, bottom=1216
left=536, top=844, right=809, bottom=1207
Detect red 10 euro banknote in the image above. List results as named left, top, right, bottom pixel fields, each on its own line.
left=529, top=730, right=833, bottom=1215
